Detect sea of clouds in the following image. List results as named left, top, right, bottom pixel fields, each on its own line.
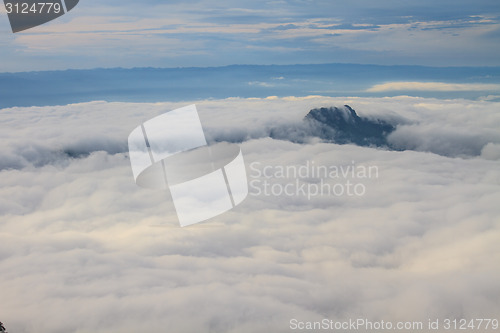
left=0, top=96, right=499, bottom=332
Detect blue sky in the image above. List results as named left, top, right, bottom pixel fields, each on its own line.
left=1, top=0, right=499, bottom=71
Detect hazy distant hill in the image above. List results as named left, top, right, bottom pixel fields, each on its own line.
left=1, top=64, right=500, bottom=108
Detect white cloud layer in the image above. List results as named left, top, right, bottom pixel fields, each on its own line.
left=0, top=96, right=499, bottom=332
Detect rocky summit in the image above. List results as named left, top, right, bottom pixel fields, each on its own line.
left=304, top=105, right=396, bottom=147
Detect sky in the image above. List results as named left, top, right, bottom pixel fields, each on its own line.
left=1, top=0, right=500, bottom=71
left=2, top=64, right=500, bottom=109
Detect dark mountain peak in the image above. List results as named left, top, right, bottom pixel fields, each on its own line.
left=305, top=105, right=360, bottom=125
left=304, top=105, right=396, bottom=147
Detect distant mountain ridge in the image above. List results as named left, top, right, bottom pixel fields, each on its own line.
left=2, top=64, right=500, bottom=108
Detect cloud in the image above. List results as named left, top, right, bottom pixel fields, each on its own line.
left=1, top=96, right=499, bottom=332
left=2, top=1, right=500, bottom=71
left=479, top=94, right=500, bottom=101
left=387, top=124, right=490, bottom=156
left=367, top=81, right=500, bottom=92
left=481, top=143, right=500, bottom=160
left=247, top=81, right=275, bottom=87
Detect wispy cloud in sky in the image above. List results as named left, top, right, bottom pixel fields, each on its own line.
left=367, top=82, right=500, bottom=92
left=1, top=0, right=499, bottom=71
